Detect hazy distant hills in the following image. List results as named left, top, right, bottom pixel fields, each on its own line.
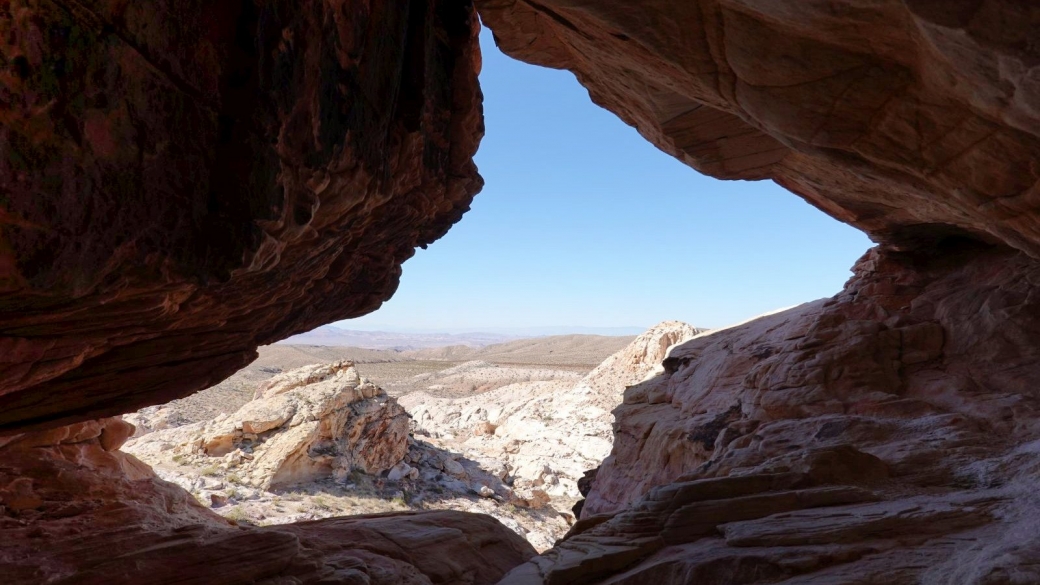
left=277, top=325, right=520, bottom=350
left=402, top=334, right=636, bottom=367
left=278, top=324, right=646, bottom=350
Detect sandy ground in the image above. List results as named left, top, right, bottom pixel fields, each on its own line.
left=156, top=335, right=630, bottom=424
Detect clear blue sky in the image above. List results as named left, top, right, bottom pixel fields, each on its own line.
left=340, top=29, right=871, bottom=333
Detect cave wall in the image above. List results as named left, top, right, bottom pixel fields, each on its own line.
left=2, top=1, right=1040, bottom=583
left=0, top=0, right=483, bottom=433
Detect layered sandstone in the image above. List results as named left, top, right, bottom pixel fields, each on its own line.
left=0, top=0, right=483, bottom=433
left=0, top=417, right=535, bottom=584
left=502, top=243, right=1040, bottom=583
left=3, top=1, right=1040, bottom=584
left=476, top=0, right=1040, bottom=256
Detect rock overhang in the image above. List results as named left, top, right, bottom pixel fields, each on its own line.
left=0, top=0, right=483, bottom=433
left=475, top=0, right=1040, bottom=256
left=1, top=0, right=1039, bottom=436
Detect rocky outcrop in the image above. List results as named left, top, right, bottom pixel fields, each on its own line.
left=126, top=361, right=408, bottom=489
left=400, top=322, right=700, bottom=508
left=503, top=243, right=1040, bottom=582
left=476, top=0, right=1040, bottom=257
left=570, top=321, right=704, bottom=417
left=123, top=360, right=581, bottom=551
left=0, top=0, right=483, bottom=433
left=0, top=417, right=535, bottom=584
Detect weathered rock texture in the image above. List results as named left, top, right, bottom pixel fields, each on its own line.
left=572, top=321, right=704, bottom=416
left=0, top=417, right=536, bottom=584
left=477, top=0, right=1040, bottom=256
left=399, top=321, right=700, bottom=508
left=0, top=0, right=483, bottom=433
left=501, top=243, right=1040, bottom=583
left=5, top=1, right=1040, bottom=583
left=469, top=9, right=1040, bottom=577
left=126, top=361, right=409, bottom=489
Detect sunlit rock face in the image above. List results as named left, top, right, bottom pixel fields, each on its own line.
left=0, top=0, right=483, bottom=433
left=476, top=0, right=1040, bottom=255
left=0, top=417, right=536, bottom=584
left=126, top=361, right=410, bottom=490
left=503, top=244, right=1040, bottom=584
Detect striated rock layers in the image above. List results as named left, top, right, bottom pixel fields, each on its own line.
left=466, top=9, right=1040, bottom=578
left=126, top=361, right=409, bottom=489
left=501, top=243, right=1040, bottom=583
left=476, top=0, right=1040, bottom=256
left=0, top=417, right=536, bottom=584
left=0, top=0, right=484, bottom=433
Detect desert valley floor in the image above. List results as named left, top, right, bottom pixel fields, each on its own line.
left=118, top=328, right=695, bottom=551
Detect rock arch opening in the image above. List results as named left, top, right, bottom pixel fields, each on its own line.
left=2, top=0, right=1040, bottom=582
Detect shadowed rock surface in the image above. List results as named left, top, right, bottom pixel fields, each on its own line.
left=0, top=0, right=483, bottom=432
left=0, top=417, right=536, bottom=584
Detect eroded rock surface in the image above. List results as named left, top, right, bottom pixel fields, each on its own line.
left=0, top=0, right=484, bottom=433
left=400, top=321, right=700, bottom=509
left=126, top=361, right=408, bottom=489
left=0, top=417, right=535, bottom=584
left=124, top=360, right=574, bottom=551
left=503, top=244, right=1040, bottom=583
left=477, top=0, right=1040, bottom=256
left=4, top=2, right=1040, bottom=584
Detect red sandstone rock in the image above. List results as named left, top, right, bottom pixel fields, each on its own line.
left=502, top=244, right=1040, bottom=583
left=4, top=2, right=1040, bottom=584
left=0, top=0, right=483, bottom=433
left=0, top=418, right=536, bottom=584
left=476, top=0, right=1040, bottom=256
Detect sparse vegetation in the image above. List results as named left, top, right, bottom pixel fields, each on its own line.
left=224, top=506, right=250, bottom=524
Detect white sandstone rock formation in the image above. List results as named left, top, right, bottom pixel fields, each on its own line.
left=399, top=321, right=702, bottom=503
left=125, top=361, right=409, bottom=490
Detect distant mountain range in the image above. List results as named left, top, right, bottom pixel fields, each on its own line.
left=277, top=324, right=646, bottom=350
left=277, top=326, right=522, bottom=350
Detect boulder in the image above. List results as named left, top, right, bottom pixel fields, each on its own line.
left=0, top=417, right=535, bottom=584
left=387, top=462, right=419, bottom=482
left=125, top=361, right=409, bottom=490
